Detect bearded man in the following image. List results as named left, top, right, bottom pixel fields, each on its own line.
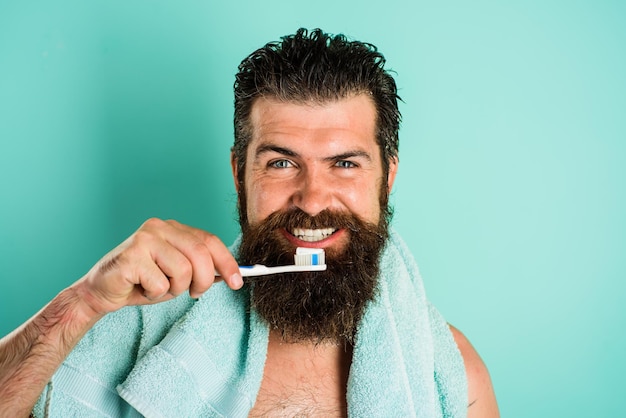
left=0, top=28, right=498, bottom=417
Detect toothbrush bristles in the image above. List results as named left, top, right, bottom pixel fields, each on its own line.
left=294, top=248, right=326, bottom=266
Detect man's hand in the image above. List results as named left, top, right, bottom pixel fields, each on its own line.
left=77, top=218, right=244, bottom=316
left=0, top=219, right=242, bottom=417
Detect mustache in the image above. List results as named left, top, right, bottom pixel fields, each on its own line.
left=239, top=207, right=389, bottom=269
left=245, top=207, right=382, bottom=237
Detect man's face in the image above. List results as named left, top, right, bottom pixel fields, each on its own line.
left=235, top=94, right=397, bottom=252
left=231, top=94, right=398, bottom=343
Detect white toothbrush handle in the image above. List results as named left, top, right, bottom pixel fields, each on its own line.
left=238, top=264, right=327, bottom=277
left=214, top=264, right=326, bottom=278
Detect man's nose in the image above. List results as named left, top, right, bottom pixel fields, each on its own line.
left=291, top=168, right=332, bottom=217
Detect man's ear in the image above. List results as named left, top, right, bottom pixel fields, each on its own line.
left=230, top=151, right=241, bottom=194
left=387, top=156, right=399, bottom=193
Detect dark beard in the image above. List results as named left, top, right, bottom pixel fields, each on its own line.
left=238, top=208, right=389, bottom=344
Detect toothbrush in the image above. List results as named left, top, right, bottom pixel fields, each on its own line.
left=230, top=247, right=326, bottom=278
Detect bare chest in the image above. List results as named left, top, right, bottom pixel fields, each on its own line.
left=249, top=378, right=346, bottom=417
left=249, top=337, right=350, bottom=417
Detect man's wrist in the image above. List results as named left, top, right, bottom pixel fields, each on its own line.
left=34, top=285, right=105, bottom=351
left=69, top=281, right=109, bottom=323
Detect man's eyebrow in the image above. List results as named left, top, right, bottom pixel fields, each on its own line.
left=255, top=144, right=299, bottom=158
left=323, top=150, right=372, bottom=162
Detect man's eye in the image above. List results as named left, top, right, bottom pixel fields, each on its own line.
left=335, top=160, right=356, bottom=168
left=269, top=159, right=293, bottom=169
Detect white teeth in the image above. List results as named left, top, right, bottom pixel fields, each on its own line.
left=291, top=227, right=336, bottom=242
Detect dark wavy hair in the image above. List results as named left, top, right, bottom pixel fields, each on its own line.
left=232, top=28, right=401, bottom=184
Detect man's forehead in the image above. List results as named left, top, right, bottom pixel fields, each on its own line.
left=248, top=95, right=378, bottom=148
left=251, top=92, right=376, bottom=117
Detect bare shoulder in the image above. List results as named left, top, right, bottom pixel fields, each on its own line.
left=448, top=324, right=500, bottom=418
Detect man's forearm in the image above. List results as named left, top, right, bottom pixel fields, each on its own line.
left=0, top=285, right=103, bottom=418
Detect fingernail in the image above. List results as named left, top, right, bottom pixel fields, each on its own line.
left=230, top=272, right=243, bottom=289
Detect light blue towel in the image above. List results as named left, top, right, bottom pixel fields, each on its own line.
left=347, top=230, right=467, bottom=418
left=34, top=230, right=467, bottom=417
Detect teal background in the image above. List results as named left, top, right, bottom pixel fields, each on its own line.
left=1, top=1, right=624, bottom=416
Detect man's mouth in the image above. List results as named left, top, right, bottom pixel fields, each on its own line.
left=291, top=227, right=336, bottom=242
